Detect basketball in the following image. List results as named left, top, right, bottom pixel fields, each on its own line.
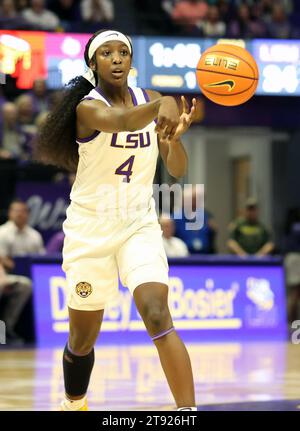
left=196, top=44, right=259, bottom=106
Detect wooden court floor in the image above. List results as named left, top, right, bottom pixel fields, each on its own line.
left=0, top=341, right=300, bottom=411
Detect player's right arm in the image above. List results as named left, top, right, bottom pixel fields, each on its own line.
left=76, top=96, right=180, bottom=136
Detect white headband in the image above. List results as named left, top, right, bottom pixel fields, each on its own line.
left=82, top=31, right=132, bottom=87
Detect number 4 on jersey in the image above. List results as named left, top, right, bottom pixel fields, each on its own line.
left=115, top=155, right=135, bottom=183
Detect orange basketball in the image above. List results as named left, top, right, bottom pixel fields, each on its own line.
left=196, top=44, right=259, bottom=106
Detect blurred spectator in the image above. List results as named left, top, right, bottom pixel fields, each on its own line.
left=283, top=207, right=300, bottom=323
left=15, top=0, right=29, bottom=11
left=174, top=186, right=217, bottom=254
left=162, top=0, right=179, bottom=16
left=159, top=214, right=189, bottom=257
left=0, top=258, right=32, bottom=346
left=0, top=199, right=45, bottom=256
left=22, top=0, right=60, bottom=30
left=0, top=0, right=29, bottom=29
left=0, top=102, right=28, bottom=160
left=28, top=78, right=50, bottom=117
left=0, top=0, right=17, bottom=19
left=15, top=95, right=37, bottom=155
left=261, top=0, right=273, bottom=21
left=1, top=0, right=18, bottom=19
left=250, top=2, right=268, bottom=38
left=25, top=110, right=49, bottom=160
left=198, top=4, right=226, bottom=36
left=46, top=231, right=65, bottom=254
left=80, top=0, right=114, bottom=24
left=15, top=94, right=35, bottom=128
left=135, top=0, right=178, bottom=35
left=267, top=3, right=292, bottom=39
left=49, top=0, right=81, bottom=24
left=227, top=197, right=274, bottom=256
left=228, top=3, right=262, bottom=38
left=217, top=0, right=233, bottom=24
left=172, top=0, right=208, bottom=33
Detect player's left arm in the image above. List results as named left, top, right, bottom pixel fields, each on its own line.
left=146, top=90, right=197, bottom=179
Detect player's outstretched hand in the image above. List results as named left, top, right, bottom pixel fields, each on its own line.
left=155, top=96, right=180, bottom=141
left=158, top=96, right=197, bottom=144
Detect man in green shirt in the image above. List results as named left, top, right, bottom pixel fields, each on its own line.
left=227, top=198, right=274, bottom=256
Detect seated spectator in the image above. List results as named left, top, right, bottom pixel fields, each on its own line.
left=198, top=4, right=226, bottom=37
left=159, top=214, right=189, bottom=258
left=0, top=258, right=32, bottom=346
left=267, top=3, right=292, bottom=39
left=22, top=0, right=60, bottom=30
left=80, top=0, right=114, bottom=26
left=174, top=185, right=217, bottom=254
left=46, top=231, right=64, bottom=254
left=0, top=102, right=28, bottom=161
left=28, top=78, right=50, bottom=117
left=227, top=197, right=274, bottom=257
left=0, top=199, right=45, bottom=256
left=172, top=0, right=208, bottom=33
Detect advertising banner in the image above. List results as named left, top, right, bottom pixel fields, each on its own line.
left=31, top=259, right=287, bottom=346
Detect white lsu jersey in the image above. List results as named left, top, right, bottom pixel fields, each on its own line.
left=70, top=86, right=159, bottom=215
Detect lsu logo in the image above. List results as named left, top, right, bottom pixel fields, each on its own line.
left=246, top=277, right=274, bottom=311
left=76, top=282, right=93, bottom=298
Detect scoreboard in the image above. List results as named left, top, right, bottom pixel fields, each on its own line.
left=1, top=30, right=300, bottom=95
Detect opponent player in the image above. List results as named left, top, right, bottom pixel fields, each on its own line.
left=37, top=29, right=197, bottom=411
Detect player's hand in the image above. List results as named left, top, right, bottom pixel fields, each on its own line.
left=172, top=96, right=198, bottom=141
left=158, top=96, right=197, bottom=144
left=155, top=96, right=180, bottom=140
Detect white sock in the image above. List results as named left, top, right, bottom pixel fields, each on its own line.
left=61, top=396, right=86, bottom=411
left=177, top=406, right=197, bottom=411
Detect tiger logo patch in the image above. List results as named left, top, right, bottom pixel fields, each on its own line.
left=76, top=282, right=92, bottom=298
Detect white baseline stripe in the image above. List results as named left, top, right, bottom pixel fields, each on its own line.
left=53, top=318, right=242, bottom=333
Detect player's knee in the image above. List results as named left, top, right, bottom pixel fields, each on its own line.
left=68, top=332, right=97, bottom=356
left=143, top=304, right=171, bottom=334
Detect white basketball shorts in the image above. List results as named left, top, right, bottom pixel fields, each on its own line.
left=62, top=200, right=169, bottom=311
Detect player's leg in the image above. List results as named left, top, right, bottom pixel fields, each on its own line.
left=133, top=282, right=196, bottom=410
left=61, top=307, right=104, bottom=410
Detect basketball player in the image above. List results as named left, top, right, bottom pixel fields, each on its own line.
left=37, top=30, right=197, bottom=411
